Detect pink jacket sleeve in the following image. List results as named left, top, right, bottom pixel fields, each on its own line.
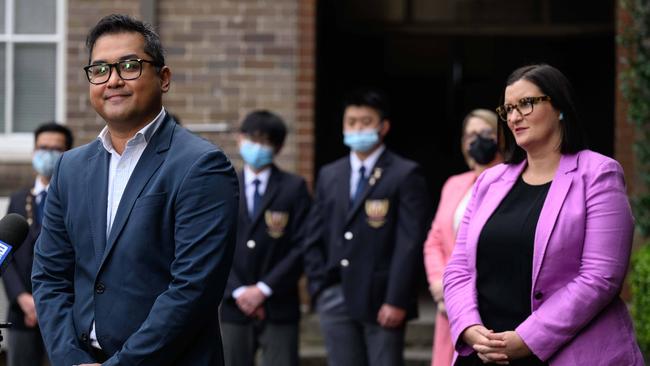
left=442, top=173, right=485, bottom=356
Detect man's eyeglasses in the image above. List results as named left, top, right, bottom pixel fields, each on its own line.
left=83, top=59, right=160, bottom=85
left=496, top=96, right=551, bottom=122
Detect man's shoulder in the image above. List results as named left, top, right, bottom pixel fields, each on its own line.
left=169, top=125, right=222, bottom=158
left=273, top=167, right=307, bottom=187
left=55, top=140, right=103, bottom=170
left=383, top=149, right=419, bottom=169
left=8, top=187, right=31, bottom=204
left=319, top=156, right=349, bottom=176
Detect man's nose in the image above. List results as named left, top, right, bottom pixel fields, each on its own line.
left=106, top=66, right=124, bottom=87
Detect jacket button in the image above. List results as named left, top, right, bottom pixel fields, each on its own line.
left=344, top=232, right=353, bottom=240
left=95, top=282, right=106, bottom=294
left=81, top=333, right=88, bottom=342
left=246, top=240, right=256, bottom=249
left=340, top=259, right=350, bottom=267
left=534, top=291, right=543, bottom=300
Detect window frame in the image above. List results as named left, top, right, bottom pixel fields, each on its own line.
left=0, top=0, right=66, bottom=162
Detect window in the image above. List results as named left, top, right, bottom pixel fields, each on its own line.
left=0, top=0, right=65, bottom=161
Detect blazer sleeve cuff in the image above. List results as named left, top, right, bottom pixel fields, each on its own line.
left=451, top=317, right=483, bottom=355
left=516, top=314, right=555, bottom=361
left=64, top=348, right=95, bottom=366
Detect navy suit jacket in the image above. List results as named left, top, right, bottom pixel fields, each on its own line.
left=3, top=188, right=42, bottom=330
left=221, top=166, right=311, bottom=324
left=31, top=115, right=239, bottom=366
left=303, top=149, right=430, bottom=322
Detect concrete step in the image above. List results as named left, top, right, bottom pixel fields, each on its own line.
left=300, top=345, right=432, bottom=366
left=299, top=296, right=436, bottom=365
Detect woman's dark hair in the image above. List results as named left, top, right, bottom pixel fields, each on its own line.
left=86, top=14, right=165, bottom=67
left=499, top=64, right=586, bottom=164
left=239, top=110, right=288, bottom=152
left=35, top=122, right=74, bottom=150
left=342, top=88, right=390, bottom=121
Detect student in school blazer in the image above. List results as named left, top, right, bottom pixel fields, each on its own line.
left=222, top=165, right=311, bottom=323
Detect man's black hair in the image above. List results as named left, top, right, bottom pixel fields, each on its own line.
left=342, top=88, right=390, bottom=121
left=239, top=110, right=288, bottom=151
left=86, top=14, right=165, bottom=67
left=34, top=122, right=74, bottom=150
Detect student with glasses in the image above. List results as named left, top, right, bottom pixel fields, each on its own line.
left=443, top=64, right=643, bottom=366
left=31, top=14, right=239, bottom=366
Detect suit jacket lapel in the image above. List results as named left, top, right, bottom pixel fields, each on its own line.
left=335, top=160, right=352, bottom=219
left=86, top=143, right=110, bottom=267
left=532, top=153, right=577, bottom=288
left=345, top=150, right=390, bottom=226
left=466, top=161, right=526, bottom=269
left=248, top=166, right=281, bottom=232
left=238, top=171, right=251, bottom=225
left=101, top=117, right=174, bottom=267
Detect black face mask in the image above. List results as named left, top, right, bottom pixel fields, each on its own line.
left=468, top=135, right=497, bottom=165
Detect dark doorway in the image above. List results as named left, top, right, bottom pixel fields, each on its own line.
left=315, top=0, right=615, bottom=206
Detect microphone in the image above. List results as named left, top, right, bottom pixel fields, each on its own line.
left=0, top=213, right=29, bottom=275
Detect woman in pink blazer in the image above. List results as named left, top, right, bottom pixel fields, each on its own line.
left=424, top=109, right=502, bottom=366
left=443, top=64, right=643, bottom=366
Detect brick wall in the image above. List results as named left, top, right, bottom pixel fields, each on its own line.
left=0, top=0, right=315, bottom=196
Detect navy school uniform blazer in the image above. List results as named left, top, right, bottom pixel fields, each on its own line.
left=221, top=166, right=311, bottom=324
left=31, top=115, right=239, bottom=366
left=2, top=188, right=42, bottom=330
left=303, top=149, right=431, bottom=322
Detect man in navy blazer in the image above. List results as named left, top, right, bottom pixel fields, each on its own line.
left=31, top=14, right=239, bottom=366
left=303, top=89, right=430, bottom=366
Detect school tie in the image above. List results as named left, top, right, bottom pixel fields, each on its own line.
left=37, top=191, right=47, bottom=225
left=351, top=166, right=367, bottom=205
left=251, top=179, right=262, bottom=218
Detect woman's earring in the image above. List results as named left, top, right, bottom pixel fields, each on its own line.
left=559, top=112, right=564, bottom=121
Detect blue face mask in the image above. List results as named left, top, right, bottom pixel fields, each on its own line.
left=343, top=128, right=381, bottom=153
left=32, top=149, right=62, bottom=178
left=240, top=140, right=274, bottom=170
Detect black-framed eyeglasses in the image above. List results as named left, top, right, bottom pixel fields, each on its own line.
left=83, top=59, right=160, bottom=85
left=496, top=95, right=551, bottom=122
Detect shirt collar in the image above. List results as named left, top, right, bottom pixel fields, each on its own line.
left=97, top=107, right=167, bottom=153
left=244, top=165, right=272, bottom=187
left=33, top=177, right=48, bottom=196
left=349, top=144, right=386, bottom=175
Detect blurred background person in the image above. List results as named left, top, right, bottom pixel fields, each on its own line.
left=2, top=122, right=73, bottom=366
left=423, top=109, right=501, bottom=366
left=303, top=88, right=430, bottom=366
left=443, top=64, right=643, bottom=365
left=221, top=110, right=311, bottom=366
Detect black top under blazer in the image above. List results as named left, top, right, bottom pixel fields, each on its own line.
left=303, top=149, right=431, bottom=322
left=221, top=165, right=312, bottom=324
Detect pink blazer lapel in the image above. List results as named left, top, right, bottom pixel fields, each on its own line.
left=532, top=153, right=578, bottom=289
left=466, top=161, right=526, bottom=269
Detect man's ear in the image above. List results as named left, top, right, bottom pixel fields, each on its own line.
left=160, top=66, right=171, bottom=93
left=380, top=119, right=391, bottom=138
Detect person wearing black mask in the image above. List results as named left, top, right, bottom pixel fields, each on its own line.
left=423, top=109, right=501, bottom=366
